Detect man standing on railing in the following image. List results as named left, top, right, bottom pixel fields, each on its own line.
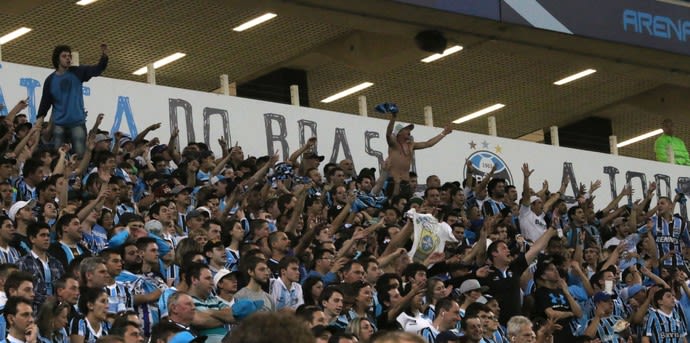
left=383, top=103, right=452, bottom=197
left=654, top=118, right=689, bottom=165
left=37, top=44, right=109, bottom=157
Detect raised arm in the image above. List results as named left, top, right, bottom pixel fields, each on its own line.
left=288, top=137, right=316, bottom=165
left=133, top=122, right=161, bottom=144
left=413, top=124, right=452, bottom=150
left=386, top=115, right=397, bottom=147
left=521, top=163, right=533, bottom=206
left=382, top=218, right=413, bottom=257
left=6, top=99, right=28, bottom=124
left=525, top=226, right=557, bottom=264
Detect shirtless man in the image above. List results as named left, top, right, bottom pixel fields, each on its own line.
left=385, top=105, right=452, bottom=195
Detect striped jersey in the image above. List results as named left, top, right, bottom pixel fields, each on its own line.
left=0, top=246, right=20, bottom=264
left=647, top=214, right=690, bottom=267
left=586, top=315, right=622, bottom=343
left=644, top=305, right=688, bottom=343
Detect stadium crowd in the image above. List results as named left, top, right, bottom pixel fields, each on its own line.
left=0, top=45, right=688, bottom=343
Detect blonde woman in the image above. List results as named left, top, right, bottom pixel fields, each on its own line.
left=347, top=317, right=375, bottom=343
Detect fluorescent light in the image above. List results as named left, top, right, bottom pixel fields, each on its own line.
left=76, top=0, right=99, bottom=5
left=233, top=13, right=278, bottom=32
left=133, top=53, right=186, bottom=75
left=553, top=69, right=597, bottom=85
left=0, top=27, right=31, bottom=45
left=421, top=45, right=464, bottom=63
left=453, top=104, right=505, bottom=124
left=617, top=129, right=663, bottom=148
left=321, top=82, right=374, bottom=103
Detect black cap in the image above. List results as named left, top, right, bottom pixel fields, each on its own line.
left=304, top=152, right=325, bottom=162
left=0, top=156, right=16, bottom=165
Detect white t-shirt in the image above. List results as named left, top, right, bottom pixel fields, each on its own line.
left=518, top=204, right=547, bottom=242
left=408, top=209, right=457, bottom=264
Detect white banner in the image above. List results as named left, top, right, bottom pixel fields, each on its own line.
left=1, top=61, right=689, bottom=214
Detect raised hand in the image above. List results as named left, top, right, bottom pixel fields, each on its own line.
left=441, top=124, right=452, bottom=136
left=590, top=180, right=602, bottom=194
left=521, top=163, right=534, bottom=177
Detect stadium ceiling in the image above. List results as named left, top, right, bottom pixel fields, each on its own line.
left=1, top=0, right=690, bottom=162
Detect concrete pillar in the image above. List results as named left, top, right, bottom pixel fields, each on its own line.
left=609, top=136, right=618, bottom=155
left=290, top=85, right=299, bottom=106
left=488, top=116, right=497, bottom=136
left=358, top=96, right=367, bottom=117
left=147, top=63, right=156, bottom=85
left=424, top=106, right=433, bottom=126
left=72, top=51, right=80, bottom=66
left=220, top=74, right=230, bottom=95
left=550, top=126, right=559, bottom=147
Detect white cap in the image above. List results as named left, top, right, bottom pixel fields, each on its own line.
left=213, top=269, right=236, bottom=288
left=530, top=195, right=542, bottom=204
left=196, top=206, right=212, bottom=217
left=8, top=200, right=35, bottom=221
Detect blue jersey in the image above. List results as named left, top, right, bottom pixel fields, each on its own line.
left=69, top=318, right=110, bottom=343
left=644, top=304, right=687, bottom=343
left=0, top=246, right=21, bottom=264
left=586, top=315, right=622, bottom=343
left=647, top=214, right=690, bottom=267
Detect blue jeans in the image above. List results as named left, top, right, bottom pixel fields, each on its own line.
left=52, top=124, right=87, bottom=157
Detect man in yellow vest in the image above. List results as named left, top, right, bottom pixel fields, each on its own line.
left=654, top=119, right=690, bottom=165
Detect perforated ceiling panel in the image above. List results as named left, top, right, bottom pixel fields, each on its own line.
left=0, top=0, right=688, bottom=161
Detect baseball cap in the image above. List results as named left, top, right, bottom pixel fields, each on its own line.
left=168, top=332, right=206, bottom=343
left=620, top=284, right=644, bottom=303
left=94, top=133, right=111, bottom=143
left=459, top=279, right=488, bottom=294
left=210, top=175, right=226, bottom=185
left=304, top=152, right=325, bottom=162
left=119, top=136, right=133, bottom=147
left=530, top=195, right=542, bottom=203
left=393, top=123, right=414, bottom=136
left=213, top=268, right=239, bottom=288
left=171, top=185, right=192, bottom=195
left=8, top=200, right=35, bottom=221
left=0, top=156, right=16, bottom=165
left=186, top=210, right=204, bottom=220
left=144, top=220, right=164, bottom=236
left=593, top=291, right=616, bottom=303
left=196, top=206, right=212, bottom=218
left=151, top=144, right=168, bottom=155
left=231, top=299, right=263, bottom=320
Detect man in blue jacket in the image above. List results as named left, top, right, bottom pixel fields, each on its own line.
left=37, top=44, right=109, bottom=157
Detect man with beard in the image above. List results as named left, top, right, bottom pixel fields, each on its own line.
left=117, top=239, right=164, bottom=338
left=482, top=178, right=507, bottom=218
left=234, top=255, right=274, bottom=312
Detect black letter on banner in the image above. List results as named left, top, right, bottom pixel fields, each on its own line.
left=562, top=162, right=578, bottom=203
left=298, top=120, right=317, bottom=152
left=364, top=131, right=384, bottom=171
left=168, top=98, right=195, bottom=148
left=264, top=113, right=289, bottom=160
left=654, top=174, right=672, bottom=199
left=603, top=166, right=620, bottom=201
left=677, top=177, right=690, bottom=220
left=626, top=171, right=647, bottom=207
left=330, top=128, right=354, bottom=166
left=203, top=108, right=231, bottom=148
